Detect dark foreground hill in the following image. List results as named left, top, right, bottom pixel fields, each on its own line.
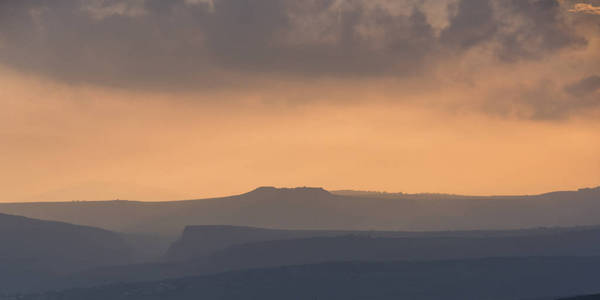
left=1, top=186, right=600, bottom=236
left=559, top=294, right=600, bottom=299
left=0, top=213, right=132, bottom=294
left=17, top=258, right=600, bottom=300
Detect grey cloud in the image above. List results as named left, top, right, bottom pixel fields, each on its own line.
left=485, top=76, right=600, bottom=120
left=494, top=0, right=587, bottom=62
left=0, top=0, right=439, bottom=88
left=439, top=0, right=586, bottom=61
left=565, top=75, right=600, bottom=96
left=0, top=0, right=217, bottom=88
left=0, top=0, right=597, bottom=120
left=554, top=76, right=600, bottom=119
left=440, top=0, right=497, bottom=49
left=0, top=0, right=588, bottom=88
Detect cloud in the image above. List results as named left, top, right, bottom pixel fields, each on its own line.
left=440, top=0, right=497, bottom=49
left=565, top=75, right=600, bottom=96
left=493, top=0, right=587, bottom=61
left=569, top=3, right=600, bottom=15
left=81, top=0, right=147, bottom=20
left=480, top=75, right=600, bottom=120
left=524, top=78, right=600, bottom=120
left=0, top=0, right=587, bottom=84
left=0, top=0, right=598, bottom=120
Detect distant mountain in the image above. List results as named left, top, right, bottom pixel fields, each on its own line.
left=0, top=213, right=133, bottom=294
left=16, top=257, right=600, bottom=300
left=1, top=186, right=599, bottom=236
left=166, top=224, right=600, bottom=261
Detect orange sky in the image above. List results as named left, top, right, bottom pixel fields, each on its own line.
left=1, top=0, right=599, bottom=201
left=2, top=67, right=599, bottom=201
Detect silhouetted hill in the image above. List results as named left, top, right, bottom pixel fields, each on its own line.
left=166, top=224, right=600, bottom=261
left=1, top=186, right=599, bottom=236
left=0, top=213, right=133, bottom=294
left=16, top=257, right=600, bottom=300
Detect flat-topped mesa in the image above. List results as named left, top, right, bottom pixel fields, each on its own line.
left=247, top=186, right=331, bottom=196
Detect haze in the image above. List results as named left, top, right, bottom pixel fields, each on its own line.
left=1, top=0, right=599, bottom=201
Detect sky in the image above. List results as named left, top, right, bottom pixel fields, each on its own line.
left=1, top=0, right=600, bottom=201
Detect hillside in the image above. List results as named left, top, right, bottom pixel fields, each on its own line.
left=1, top=186, right=599, bottom=236
left=17, top=258, right=600, bottom=300
left=559, top=295, right=600, bottom=300
left=0, top=213, right=132, bottom=294
left=166, top=224, right=600, bottom=261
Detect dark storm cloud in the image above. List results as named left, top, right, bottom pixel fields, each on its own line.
left=440, top=0, right=497, bottom=49
left=494, top=0, right=587, bottom=61
left=0, top=0, right=216, bottom=88
left=0, top=0, right=588, bottom=86
left=0, top=0, right=440, bottom=87
left=0, top=0, right=597, bottom=119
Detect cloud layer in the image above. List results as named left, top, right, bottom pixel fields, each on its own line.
left=570, top=3, right=600, bottom=15
left=0, top=0, right=599, bottom=119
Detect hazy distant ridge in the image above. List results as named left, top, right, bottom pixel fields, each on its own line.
left=1, top=186, right=599, bottom=236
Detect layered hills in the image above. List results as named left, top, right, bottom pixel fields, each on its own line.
left=2, top=186, right=600, bottom=299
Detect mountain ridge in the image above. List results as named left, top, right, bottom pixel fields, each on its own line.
left=3, top=185, right=599, bottom=204
left=1, top=186, right=599, bottom=236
